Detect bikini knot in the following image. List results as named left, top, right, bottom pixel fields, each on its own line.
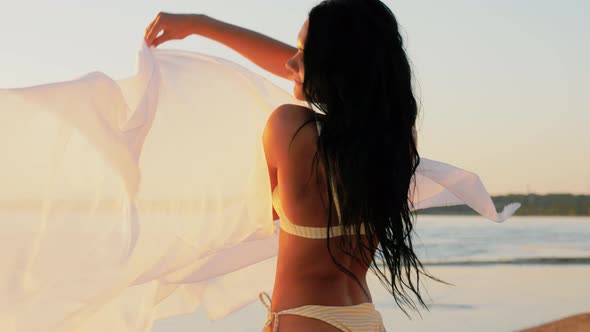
left=258, top=292, right=279, bottom=332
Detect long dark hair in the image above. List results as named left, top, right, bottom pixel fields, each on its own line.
left=292, top=0, right=448, bottom=317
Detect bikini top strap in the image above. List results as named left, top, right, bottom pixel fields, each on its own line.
left=314, top=113, right=322, bottom=135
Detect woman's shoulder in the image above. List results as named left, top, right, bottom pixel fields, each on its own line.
left=266, top=103, right=316, bottom=129
left=263, top=104, right=319, bottom=169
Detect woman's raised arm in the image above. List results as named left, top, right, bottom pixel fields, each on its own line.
left=144, top=13, right=296, bottom=80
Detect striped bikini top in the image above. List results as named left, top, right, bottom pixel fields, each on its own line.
left=272, top=186, right=367, bottom=239
left=271, top=115, right=367, bottom=239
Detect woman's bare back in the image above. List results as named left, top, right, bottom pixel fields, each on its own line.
left=263, top=103, right=374, bottom=330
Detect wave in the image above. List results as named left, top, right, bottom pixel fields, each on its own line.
left=374, top=256, right=590, bottom=267
left=420, top=256, right=590, bottom=266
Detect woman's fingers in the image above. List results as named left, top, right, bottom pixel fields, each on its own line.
left=152, top=31, right=174, bottom=48
left=144, top=12, right=193, bottom=48
left=144, top=22, right=155, bottom=41
left=144, top=13, right=166, bottom=47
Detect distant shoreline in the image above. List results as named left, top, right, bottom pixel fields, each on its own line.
left=1, top=193, right=588, bottom=216
left=418, top=193, right=590, bottom=216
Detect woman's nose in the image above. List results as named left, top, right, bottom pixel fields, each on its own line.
left=286, top=57, right=297, bottom=73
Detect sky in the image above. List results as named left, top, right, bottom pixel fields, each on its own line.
left=0, top=0, right=588, bottom=195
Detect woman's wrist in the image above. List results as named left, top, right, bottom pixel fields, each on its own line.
left=189, top=14, right=207, bottom=35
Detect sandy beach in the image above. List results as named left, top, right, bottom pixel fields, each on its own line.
left=152, top=264, right=590, bottom=332
left=375, top=265, right=590, bottom=332
left=518, top=313, right=590, bottom=332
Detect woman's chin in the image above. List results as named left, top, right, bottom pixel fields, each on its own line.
left=293, top=87, right=306, bottom=101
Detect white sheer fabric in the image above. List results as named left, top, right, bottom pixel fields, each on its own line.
left=0, top=43, right=519, bottom=331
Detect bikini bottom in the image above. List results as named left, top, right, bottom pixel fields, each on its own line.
left=259, top=292, right=386, bottom=332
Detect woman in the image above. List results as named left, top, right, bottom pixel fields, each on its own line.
left=145, top=1, right=442, bottom=331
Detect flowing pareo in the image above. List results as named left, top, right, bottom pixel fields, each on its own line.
left=0, top=43, right=519, bottom=331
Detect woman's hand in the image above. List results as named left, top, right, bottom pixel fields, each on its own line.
left=144, top=12, right=295, bottom=79
left=144, top=12, right=200, bottom=48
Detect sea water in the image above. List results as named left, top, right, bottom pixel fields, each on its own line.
left=413, top=215, right=590, bottom=265
left=152, top=215, right=590, bottom=332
